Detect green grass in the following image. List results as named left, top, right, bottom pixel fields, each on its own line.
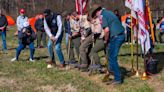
left=0, top=26, right=164, bottom=92
left=0, top=61, right=107, bottom=92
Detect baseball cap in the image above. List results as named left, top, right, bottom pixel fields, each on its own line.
left=20, top=9, right=25, bottom=14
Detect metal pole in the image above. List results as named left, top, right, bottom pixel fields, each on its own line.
left=141, top=41, right=149, bottom=80
left=135, top=20, right=139, bottom=77
left=146, top=0, right=155, bottom=45
left=130, top=14, right=135, bottom=74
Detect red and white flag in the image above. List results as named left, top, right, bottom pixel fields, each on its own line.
left=125, top=0, right=151, bottom=53
left=136, top=0, right=151, bottom=53
left=125, top=0, right=137, bottom=19
left=75, top=0, right=89, bottom=15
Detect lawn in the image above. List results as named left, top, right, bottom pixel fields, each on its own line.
left=0, top=27, right=164, bottom=92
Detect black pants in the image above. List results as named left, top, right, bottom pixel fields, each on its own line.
left=158, top=32, right=164, bottom=43
left=126, top=31, right=131, bottom=43
left=37, top=31, right=46, bottom=47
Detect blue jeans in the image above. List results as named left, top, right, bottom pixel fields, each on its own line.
left=16, top=42, right=35, bottom=60
left=108, top=34, right=125, bottom=82
left=47, top=32, right=64, bottom=64
left=0, top=29, right=7, bottom=50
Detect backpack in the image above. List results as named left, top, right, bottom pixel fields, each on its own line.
left=146, top=56, right=158, bottom=75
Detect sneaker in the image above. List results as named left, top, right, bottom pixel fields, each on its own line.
left=29, top=58, right=35, bottom=62
left=47, top=64, right=54, bottom=69
left=11, top=58, right=18, bottom=62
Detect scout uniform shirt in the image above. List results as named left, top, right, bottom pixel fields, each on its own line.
left=79, top=15, right=91, bottom=40
left=70, top=17, right=80, bottom=33
left=91, top=17, right=104, bottom=39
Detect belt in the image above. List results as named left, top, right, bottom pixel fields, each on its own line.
left=111, top=33, right=124, bottom=39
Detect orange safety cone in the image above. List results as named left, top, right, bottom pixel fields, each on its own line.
left=141, top=72, right=149, bottom=80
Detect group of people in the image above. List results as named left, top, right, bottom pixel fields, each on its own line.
left=0, top=5, right=163, bottom=85
left=45, top=6, right=125, bottom=85
left=124, top=13, right=164, bottom=44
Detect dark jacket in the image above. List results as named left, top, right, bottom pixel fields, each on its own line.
left=45, top=12, right=58, bottom=32
left=64, top=19, right=71, bottom=34
left=0, top=14, right=8, bottom=27
left=35, top=18, right=44, bottom=31
left=18, top=26, right=36, bottom=45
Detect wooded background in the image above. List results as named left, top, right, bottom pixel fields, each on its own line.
left=0, top=0, right=163, bottom=20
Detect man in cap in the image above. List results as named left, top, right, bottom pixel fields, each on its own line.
left=16, top=9, right=28, bottom=45
left=11, top=22, right=36, bottom=62
left=43, top=9, right=65, bottom=68
left=0, top=9, right=8, bottom=53
left=92, top=6, right=125, bottom=85
left=17, top=9, right=28, bottom=32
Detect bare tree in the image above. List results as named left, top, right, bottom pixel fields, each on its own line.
left=0, top=0, right=163, bottom=18
left=32, top=0, right=36, bottom=13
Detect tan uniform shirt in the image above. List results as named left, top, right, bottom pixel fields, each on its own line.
left=79, top=15, right=91, bottom=40
left=70, top=17, right=80, bottom=33
left=91, top=18, right=104, bottom=39
left=79, top=15, right=91, bottom=29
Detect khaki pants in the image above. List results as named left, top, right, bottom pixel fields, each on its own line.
left=79, top=35, right=93, bottom=65
left=89, top=39, right=105, bottom=65
left=69, top=37, right=81, bottom=61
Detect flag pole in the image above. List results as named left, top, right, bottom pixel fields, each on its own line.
left=141, top=41, right=149, bottom=80
left=135, top=10, right=140, bottom=77
left=146, top=0, right=155, bottom=45
left=135, top=22, right=140, bottom=77
left=130, top=14, right=136, bottom=75
left=141, top=0, right=151, bottom=80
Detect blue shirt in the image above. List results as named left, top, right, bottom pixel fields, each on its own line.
left=160, top=21, right=164, bottom=33
left=125, top=17, right=131, bottom=32
left=125, top=17, right=131, bottom=26
left=101, top=9, right=125, bottom=38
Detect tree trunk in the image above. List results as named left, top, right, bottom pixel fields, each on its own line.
left=32, top=0, right=36, bottom=13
